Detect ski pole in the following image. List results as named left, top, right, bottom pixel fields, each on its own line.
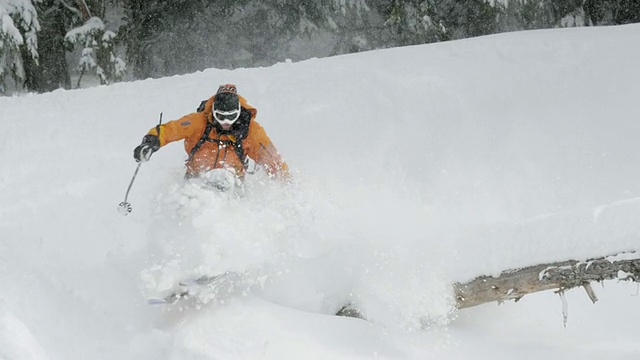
left=118, top=162, right=142, bottom=216
left=118, top=113, right=163, bottom=216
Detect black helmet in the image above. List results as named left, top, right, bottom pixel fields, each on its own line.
left=213, top=92, right=240, bottom=112
left=213, top=89, right=241, bottom=125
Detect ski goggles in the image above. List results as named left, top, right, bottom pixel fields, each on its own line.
left=213, top=106, right=241, bottom=124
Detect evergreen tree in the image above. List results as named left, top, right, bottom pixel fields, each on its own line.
left=23, top=0, right=72, bottom=92
left=62, top=0, right=125, bottom=87
left=3, top=0, right=640, bottom=95
left=494, top=0, right=555, bottom=31
left=331, top=0, right=378, bottom=55
left=375, top=0, right=497, bottom=47
left=65, top=16, right=125, bottom=86
left=122, top=0, right=342, bottom=80
left=122, top=0, right=241, bottom=79
left=494, top=0, right=640, bottom=30
left=383, top=0, right=447, bottom=46
left=615, top=0, right=640, bottom=24
left=439, top=0, right=497, bottom=39
left=20, top=0, right=125, bottom=93
left=0, top=0, right=40, bottom=94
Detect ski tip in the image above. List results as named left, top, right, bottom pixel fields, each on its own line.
left=147, top=298, right=171, bottom=305
left=147, top=290, right=189, bottom=305
left=178, top=273, right=227, bottom=287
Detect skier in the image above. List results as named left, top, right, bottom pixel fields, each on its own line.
left=133, top=84, right=290, bottom=187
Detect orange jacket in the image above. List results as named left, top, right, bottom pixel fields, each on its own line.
left=146, top=94, right=289, bottom=180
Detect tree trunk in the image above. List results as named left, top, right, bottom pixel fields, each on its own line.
left=336, top=251, right=640, bottom=320
left=454, top=251, right=640, bottom=309
left=74, top=0, right=92, bottom=21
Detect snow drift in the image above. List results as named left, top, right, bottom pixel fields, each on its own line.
left=0, top=24, right=639, bottom=359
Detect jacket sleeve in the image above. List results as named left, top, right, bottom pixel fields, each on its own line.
left=246, top=122, right=290, bottom=181
left=147, top=114, right=197, bottom=147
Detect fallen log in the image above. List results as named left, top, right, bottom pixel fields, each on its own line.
left=454, top=251, right=640, bottom=309
left=336, top=251, right=640, bottom=320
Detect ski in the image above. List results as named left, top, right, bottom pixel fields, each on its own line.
left=147, top=290, right=189, bottom=305
left=178, top=273, right=229, bottom=287
left=147, top=272, right=235, bottom=305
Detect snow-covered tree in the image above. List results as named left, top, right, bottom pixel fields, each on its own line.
left=383, top=0, right=448, bottom=45
left=2, top=0, right=639, bottom=94
left=377, top=0, right=497, bottom=47
left=122, top=0, right=242, bottom=80
left=122, top=0, right=364, bottom=79
left=330, top=0, right=376, bottom=55
left=61, top=0, right=125, bottom=87
left=65, top=16, right=125, bottom=86
left=0, top=0, right=40, bottom=94
left=492, top=0, right=640, bottom=31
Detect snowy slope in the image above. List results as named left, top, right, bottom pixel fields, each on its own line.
left=1, top=24, right=640, bottom=359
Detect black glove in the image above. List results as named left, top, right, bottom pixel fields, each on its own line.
left=133, top=134, right=160, bottom=162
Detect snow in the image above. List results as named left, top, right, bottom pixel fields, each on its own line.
left=1, top=23, right=640, bottom=359
left=65, top=17, right=105, bottom=43
left=0, top=302, right=49, bottom=360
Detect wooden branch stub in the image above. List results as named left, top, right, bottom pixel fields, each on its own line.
left=582, top=283, right=598, bottom=304
left=335, top=303, right=366, bottom=320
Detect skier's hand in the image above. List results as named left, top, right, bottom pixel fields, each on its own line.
left=134, top=145, right=154, bottom=162
left=133, top=135, right=160, bottom=162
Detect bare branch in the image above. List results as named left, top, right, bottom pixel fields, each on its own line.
left=59, top=0, right=93, bottom=21
left=74, top=0, right=93, bottom=21
left=58, top=0, right=83, bottom=19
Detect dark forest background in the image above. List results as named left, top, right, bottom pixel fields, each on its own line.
left=1, top=0, right=639, bottom=95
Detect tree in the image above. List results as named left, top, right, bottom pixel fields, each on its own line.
left=614, top=0, right=640, bottom=24
left=375, top=0, right=498, bottom=48
left=122, top=0, right=344, bottom=80
left=18, top=0, right=125, bottom=93
left=453, top=250, right=640, bottom=310
left=122, top=0, right=195, bottom=80
left=330, top=0, right=379, bottom=55
left=25, top=1, right=71, bottom=92
left=494, top=0, right=550, bottom=31
left=65, top=16, right=125, bottom=86
left=337, top=250, right=640, bottom=325
left=493, top=0, right=640, bottom=30
left=4, top=0, right=640, bottom=94
left=224, top=0, right=338, bottom=67
left=383, top=0, right=447, bottom=46
left=63, top=0, right=125, bottom=87
left=0, top=0, right=40, bottom=94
